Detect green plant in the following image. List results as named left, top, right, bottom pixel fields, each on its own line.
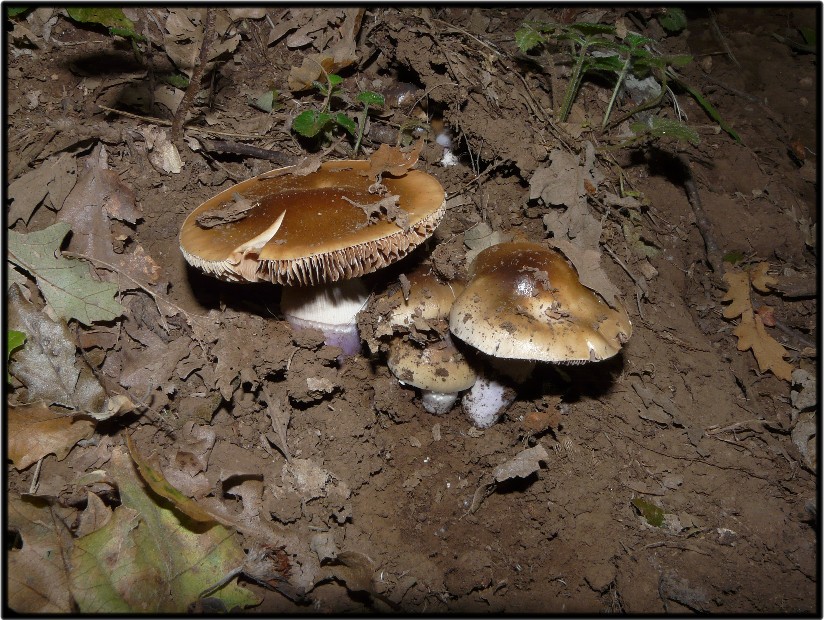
left=516, top=18, right=738, bottom=144
left=292, top=73, right=384, bottom=155
left=65, top=7, right=144, bottom=41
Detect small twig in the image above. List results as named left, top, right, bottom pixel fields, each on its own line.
left=197, top=138, right=298, bottom=165
left=708, top=10, right=740, bottom=68
left=676, top=153, right=724, bottom=279
left=98, top=105, right=266, bottom=139
left=29, top=457, right=44, bottom=494
left=602, top=243, right=647, bottom=319
left=172, top=8, right=216, bottom=144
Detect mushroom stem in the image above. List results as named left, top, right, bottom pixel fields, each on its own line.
left=280, top=280, right=369, bottom=357
left=420, top=391, right=460, bottom=415
left=461, top=370, right=516, bottom=429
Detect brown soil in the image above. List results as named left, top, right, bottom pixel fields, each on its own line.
left=6, top=6, right=818, bottom=614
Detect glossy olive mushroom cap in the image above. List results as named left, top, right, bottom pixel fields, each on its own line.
left=449, top=242, right=632, bottom=363
left=179, top=160, right=445, bottom=286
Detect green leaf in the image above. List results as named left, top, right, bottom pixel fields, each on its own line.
left=327, top=73, right=344, bottom=87
left=356, top=90, right=385, bottom=107
left=292, top=109, right=333, bottom=137
left=69, top=447, right=260, bottom=613
left=7, top=330, right=25, bottom=383
left=161, top=73, right=189, bottom=89
left=589, top=54, right=624, bottom=72
left=631, top=117, right=700, bottom=146
left=632, top=497, right=665, bottom=527
left=569, top=22, right=616, bottom=37
left=723, top=250, right=746, bottom=265
left=7, top=223, right=125, bottom=325
left=515, top=25, right=544, bottom=53
left=670, top=73, right=741, bottom=142
left=7, top=7, right=30, bottom=17
left=66, top=7, right=135, bottom=32
left=657, top=8, right=687, bottom=33
left=334, top=113, right=357, bottom=136
left=624, top=32, right=652, bottom=48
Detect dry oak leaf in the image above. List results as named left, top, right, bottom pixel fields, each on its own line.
left=7, top=496, right=73, bottom=614
left=723, top=266, right=794, bottom=381
left=8, top=402, right=95, bottom=471
left=733, top=308, right=794, bottom=382
left=362, top=139, right=424, bottom=181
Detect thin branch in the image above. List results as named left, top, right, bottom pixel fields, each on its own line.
left=172, top=8, right=216, bottom=144
left=98, top=105, right=267, bottom=139
left=676, top=153, right=724, bottom=279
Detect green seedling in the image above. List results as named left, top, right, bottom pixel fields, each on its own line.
left=7, top=330, right=25, bottom=383
left=352, top=90, right=385, bottom=155
left=292, top=73, right=385, bottom=155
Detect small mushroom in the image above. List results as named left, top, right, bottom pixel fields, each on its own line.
left=387, top=333, right=476, bottom=414
left=382, top=268, right=475, bottom=414
left=180, top=160, right=445, bottom=355
left=449, top=241, right=632, bottom=427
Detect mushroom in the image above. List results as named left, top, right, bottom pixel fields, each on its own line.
left=387, top=333, right=476, bottom=414
left=180, top=159, right=445, bottom=355
left=449, top=241, right=632, bottom=427
left=381, top=268, right=476, bottom=414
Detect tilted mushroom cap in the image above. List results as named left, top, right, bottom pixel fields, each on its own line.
left=179, top=160, right=445, bottom=286
left=385, top=269, right=465, bottom=327
left=449, top=241, right=632, bottom=363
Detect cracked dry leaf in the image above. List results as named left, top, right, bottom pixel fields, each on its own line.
left=69, top=446, right=260, bottom=613
left=493, top=444, right=549, bottom=482
left=8, top=496, right=73, bottom=613
left=7, top=224, right=125, bottom=326
left=8, top=402, right=95, bottom=470
left=8, top=285, right=107, bottom=411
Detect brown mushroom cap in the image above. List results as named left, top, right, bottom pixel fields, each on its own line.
left=385, top=269, right=465, bottom=327
left=179, top=160, right=445, bottom=286
left=449, top=241, right=632, bottom=363
left=387, top=334, right=477, bottom=393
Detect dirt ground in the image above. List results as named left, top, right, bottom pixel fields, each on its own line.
left=6, top=6, right=819, bottom=614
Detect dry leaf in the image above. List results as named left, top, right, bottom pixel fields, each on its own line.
left=733, top=309, right=794, bottom=382
left=8, top=496, right=73, bottom=613
left=749, top=262, right=777, bottom=293
left=140, top=126, right=182, bottom=174
left=8, top=152, right=77, bottom=224
left=364, top=139, right=424, bottom=180
left=493, top=444, right=549, bottom=482
left=722, top=265, right=794, bottom=381
left=8, top=402, right=96, bottom=470
left=8, top=286, right=108, bottom=411
left=59, top=145, right=161, bottom=284
left=722, top=269, right=751, bottom=319
left=126, top=435, right=220, bottom=524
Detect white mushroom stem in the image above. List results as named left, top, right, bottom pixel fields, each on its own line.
left=420, top=391, right=460, bottom=415
left=280, top=280, right=369, bottom=357
left=462, top=371, right=516, bottom=429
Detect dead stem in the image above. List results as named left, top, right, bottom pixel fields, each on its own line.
left=676, top=153, right=725, bottom=280
left=172, top=8, right=216, bottom=144
left=98, top=105, right=266, bottom=139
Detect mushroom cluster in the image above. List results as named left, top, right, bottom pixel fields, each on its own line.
left=382, top=268, right=476, bottom=414
left=180, top=159, right=445, bottom=355
left=448, top=241, right=633, bottom=428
